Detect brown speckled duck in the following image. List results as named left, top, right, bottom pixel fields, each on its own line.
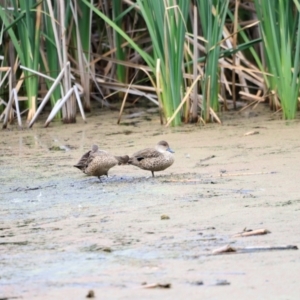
left=74, top=145, right=129, bottom=181
left=128, top=140, right=174, bottom=177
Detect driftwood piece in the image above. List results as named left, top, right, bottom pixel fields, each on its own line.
left=212, top=244, right=236, bottom=255
left=141, top=283, right=171, bottom=289
left=244, top=131, right=259, bottom=136
left=233, top=228, right=271, bottom=238
left=212, top=244, right=298, bottom=255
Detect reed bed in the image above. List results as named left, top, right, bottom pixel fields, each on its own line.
left=0, top=0, right=300, bottom=128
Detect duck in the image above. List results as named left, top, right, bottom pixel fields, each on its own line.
left=74, top=145, right=129, bottom=181
left=128, top=140, right=174, bottom=177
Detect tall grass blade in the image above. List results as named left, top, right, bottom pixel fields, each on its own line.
left=197, top=0, right=229, bottom=121
left=254, top=0, right=300, bottom=119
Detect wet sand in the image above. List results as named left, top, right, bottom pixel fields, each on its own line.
left=1, top=106, right=300, bottom=299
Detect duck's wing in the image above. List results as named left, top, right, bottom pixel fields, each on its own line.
left=131, top=148, right=161, bottom=161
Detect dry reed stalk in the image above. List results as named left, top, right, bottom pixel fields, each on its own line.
left=221, top=20, right=261, bottom=45
left=185, top=35, right=207, bottom=57
left=239, top=90, right=265, bottom=102
left=117, top=72, right=138, bottom=124
left=45, top=87, right=74, bottom=127
left=91, top=32, right=149, bottom=63
left=209, top=107, right=221, bottom=124
left=20, top=65, right=56, bottom=82
left=73, top=85, right=86, bottom=123
left=28, top=64, right=68, bottom=128
left=95, top=77, right=160, bottom=93
left=238, top=100, right=259, bottom=112
left=165, top=75, right=201, bottom=127
left=103, top=85, right=158, bottom=105
left=220, top=19, right=265, bottom=90
left=12, top=88, right=22, bottom=128
left=236, top=57, right=250, bottom=94
left=252, top=92, right=264, bottom=109
left=0, top=67, right=11, bottom=87
left=219, top=60, right=265, bottom=88
left=216, top=19, right=262, bottom=92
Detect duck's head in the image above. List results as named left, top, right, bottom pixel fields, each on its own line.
left=156, top=140, right=175, bottom=153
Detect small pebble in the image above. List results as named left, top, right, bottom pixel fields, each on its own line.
left=190, top=280, right=204, bottom=286
left=214, top=279, right=230, bottom=286
left=86, top=290, right=95, bottom=298
left=102, top=247, right=112, bottom=253
left=161, top=215, right=170, bottom=220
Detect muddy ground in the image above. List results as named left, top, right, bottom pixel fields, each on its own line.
left=1, top=105, right=300, bottom=299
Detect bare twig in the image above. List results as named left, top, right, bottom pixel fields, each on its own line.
left=212, top=244, right=298, bottom=255
left=219, top=171, right=276, bottom=177
left=199, top=155, right=216, bottom=163
left=233, top=228, right=271, bottom=238
left=244, top=131, right=259, bottom=136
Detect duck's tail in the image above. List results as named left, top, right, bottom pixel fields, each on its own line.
left=115, top=155, right=129, bottom=165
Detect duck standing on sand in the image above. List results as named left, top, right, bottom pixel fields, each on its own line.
left=74, top=145, right=129, bottom=181
left=128, top=140, right=174, bottom=177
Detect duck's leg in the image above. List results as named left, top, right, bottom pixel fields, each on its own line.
left=97, top=176, right=103, bottom=183
left=151, top=171, right=155, bottom=177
